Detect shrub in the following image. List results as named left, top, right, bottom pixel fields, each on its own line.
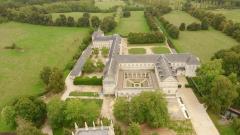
left=123, top=11, right=131, bottom=17
left=158, top=17, right=179, bottom=39
left=187, top=22, right=201, bottom=31
left=73, top=76, right=102, bottom=85
left=179, top=23, right=186, bottom=31
left=128, top=32, right=165, bottom=44
left=232, top=118, right=240, bottom=134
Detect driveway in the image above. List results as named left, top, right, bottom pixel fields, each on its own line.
left=178, top=77, right=219, bottom=135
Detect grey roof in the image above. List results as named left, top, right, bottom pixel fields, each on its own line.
left=70, top=45, right=92, bottom=76
left=103, top=54, right=200, bottom=81
left=75, top=127, right=110, bottom=135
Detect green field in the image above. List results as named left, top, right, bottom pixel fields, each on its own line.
left=51, top=12, right=113, bottom=21
left=0, top=22, right=88, bottom=109
left=163, top=10, right=200, bottom=27
left=95, top=0, right=125, bottom=9
left=151, top=46, right=170, bottom=54
left=209, top=9, right=240, bottom=23
left=128, top=48, right=146, bottom=54
left=163, top=11, right=238, bottom=62
left=112, top=11, right=150, bottom=36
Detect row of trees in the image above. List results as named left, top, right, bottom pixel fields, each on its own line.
left=113, top=91, right=169, bottom=128
left=74, top=76, right=102, bottom=85
left=158, top=17, right=179, bottom=39
left=144, top=11, right=158, bottom=31
left=179, top=21, right=208, bottom=31
left=128, top=32, right=165, bottom=44
left=184, top=3, right=240, bottom=42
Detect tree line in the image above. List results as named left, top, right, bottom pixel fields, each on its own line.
left=128, top=32, right=165, bottom=44
left=183, top=2, right=240, bottom=42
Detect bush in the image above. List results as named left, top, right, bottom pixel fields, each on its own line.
left=179, top=23, right=186, bottom=31
left=187, top=22, right=201, bottom=31
left=232, top=118, right=240, bottom=134
left=73, top=76, right=102, bottom=85
left=158, top=17, right=179, bottom=39
left=128, top=32, right=165, bottom=44
left=123, top=11, right=131, bottom=17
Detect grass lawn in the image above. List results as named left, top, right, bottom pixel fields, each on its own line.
left=209, top=9, right=240, bottom=23
left=163, top=10, right=200, bottom=27
left=128, top=48, right=146, bottom=54
left=95, top=0, right=125, bottom=9
left=112, top=11, right=150, bottom=36
left=0, top=22, right=89, bottom=110
left=69, top=92, right=99, bottom=97
left=51, top=12, right=113, bottom=21
left=151, top=46, right=170, bottom=54
left=163, top=11, right=238, bottom=62
left=208, top=111, right=236, bottom=135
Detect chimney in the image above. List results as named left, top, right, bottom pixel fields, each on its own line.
left=85, top=122, right=88, bottom=130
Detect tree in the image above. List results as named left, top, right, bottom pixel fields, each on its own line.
left=123, top=11, right=131, bottom=17
left=55, top=14, right=67, bottom=26
left=46, top=68, right=65, bottom=93
left=93, top=48, right=99, bottom=56
left=130, top=91, right=169, bottom=127
left=207, top=75, right=238, bottom=113
left=96, top=59, right=104, bottom=72
left=47, top=98, right=65, bottom=129
left=127, top=122, right=141, bottom=135
left=16, top=117, right=44, bottom=135
left=91, top=16, right=101, bottom=29
left=83, top=12, right=90, bottom=18
left=67, top=16, right=75, bottom=27
left=101, top=47, right=109, bottom=57
left=201, top=19, right=209, bottom=30
left=179, top=22, right=186, bottom=31
left=114, top=123, right=123, bottom=135
left=77, top=17, right=90, bottom=27
left=1, top=106, right=16, bottom=127
left=114, top=98, right=130, bottom=124
left=100, top=16, right=116, bottom=33
left=232, top=118, right=240, bottom=134
left=40, top=66, right=52, bottom=85
left=14, top=97, right=47, bottom=126
left=83, top=59, right=95, bottom=73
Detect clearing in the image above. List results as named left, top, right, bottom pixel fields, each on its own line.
left=163, top=10, right=238, bottom=62
left=112, top=11, right=150, bottom=36
left=95, top=0, right=125, bottom=9
left=0, top=22, right=89, bottom=109
left=209, top=9, right=240, bottom=23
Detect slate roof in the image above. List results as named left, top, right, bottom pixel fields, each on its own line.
left=103, top=54, right=200, bottom=81
left=75, top=127, right=110, bottom=135
left=70, top=45, right=92, bottom=76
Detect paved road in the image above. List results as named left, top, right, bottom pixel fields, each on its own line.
left=178, top=88, right=219, bottom=135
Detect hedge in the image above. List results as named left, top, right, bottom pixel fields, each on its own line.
left=74, top=76, right=102, bottom=85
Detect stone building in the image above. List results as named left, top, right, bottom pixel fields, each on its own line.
left=70, top=30, right=200, bottom=97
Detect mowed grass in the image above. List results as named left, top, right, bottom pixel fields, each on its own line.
left=209, top=9, right=240, bottom=23
left=163, top=10, right=200, bottom=27
left=113, top=11, right=150, bottom=36
left=128, top=48, right=146, bottom=54
left=151, top=46, right=170, bottom=54
left=0, top=22, right=89, bottom=109
left=51, top=12, right=113, bottom=21
left=95, top=0, right=125, bottom=9
left=163, top=11, right=238, bottom=62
